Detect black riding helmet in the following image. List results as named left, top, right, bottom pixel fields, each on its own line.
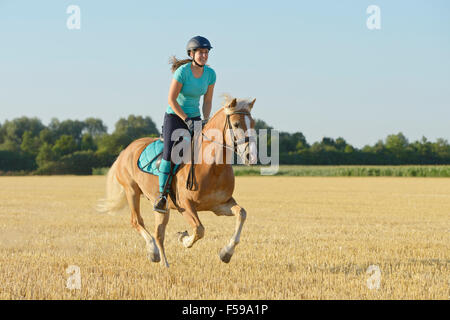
left=186, top=36, right=212, bottom=67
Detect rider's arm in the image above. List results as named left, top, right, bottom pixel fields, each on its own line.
left=168, top=78, right=188, bottom=121
left=202, top=83, right=215, bottom=120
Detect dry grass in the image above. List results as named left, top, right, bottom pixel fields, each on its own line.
left=0, top=176, right=449, bottom=299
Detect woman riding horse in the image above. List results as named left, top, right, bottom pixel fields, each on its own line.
left=98, top=95, right=256, bottom=267
left=97, top=36, right=257, bottom=267
left=154, top=36, right=216, bottom=213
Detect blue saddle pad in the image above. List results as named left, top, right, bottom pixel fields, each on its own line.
left=137, top=139, right=164, bottom=176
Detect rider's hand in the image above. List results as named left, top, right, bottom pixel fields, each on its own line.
left=184, top=117, right=195, bottom=136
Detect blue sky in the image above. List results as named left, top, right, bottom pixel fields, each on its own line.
left=1, top=0, right=449, bottom=148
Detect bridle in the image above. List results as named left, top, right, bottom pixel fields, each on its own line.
left=202, top=110, right=255, bottom=157
left=186, top=110, right=255, bottom=190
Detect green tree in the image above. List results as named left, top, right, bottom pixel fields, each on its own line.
left=84, top=118, right=107, bottom=138
left=385, top=132, right=412, bottom=162
left=1, top=117, right=45, bottom=147
left=52, top=135, right=77, bottom=157
left=81, top=133, right=96, bottom=151
left=363, top=139, right=385, bottom=154
left=335, top=137, right=348, bottom=151
left=0, top=138, right=19, bottom=152
left=114, top=115, right=159, bottom=140
left=0, top=123, right=4, bottom=144
left=316, top=137, right=338, bottom=152
left=0, top=150, right=36, bottom=171
left=95, top=115, right=160, bottom=158
left=50, top=119, right=86, bottom=145
left=254, top=119, right=273, bottom=130
left=21, top=131, right=41, bottom=156
left=409, top=136, right=433, bottom=163
left=39, top=128, right=54, bottom=145
left=96, top=132, right=131, bottom=157
left=344, top=145, right=355, bottom=153
left=309, top=141, right=323, bottom=153
left=385, top=132, right=409, bottom=152
left=36, top=143, right=58, bottom=168
left=280, top=132, right=308, bottom=153
left=48, top=118, right=60, bottom=133
left=296, top=140, right=308, bottom=151
left=292, top=132, right=309, bottom=150
left=431, top=138, right=450, bottom=159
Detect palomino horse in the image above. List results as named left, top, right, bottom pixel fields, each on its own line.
left=97, top=96, right=257, bottom=267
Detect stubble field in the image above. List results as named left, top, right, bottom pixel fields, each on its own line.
left=0, top=176, right=448, bottom=299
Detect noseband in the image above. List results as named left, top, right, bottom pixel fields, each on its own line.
left=224, top=111, right=256, bottom=153
left=201, top=110, right=255, bottom=155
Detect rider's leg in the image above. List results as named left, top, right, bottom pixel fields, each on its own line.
left=154, top=113, right=200, bottom=213
left=154, top=159, right=174, bottom=213
left=154, top=113, right=186, bottom=213
left=158, top=159, right=172, bottom=193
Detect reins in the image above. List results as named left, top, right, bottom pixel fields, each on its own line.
left=186, top=110, right=253, bottom=190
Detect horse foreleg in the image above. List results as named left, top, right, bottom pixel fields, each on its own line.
left=212, top=198, right=247, bottom=263
left=125, top=187, right=160, bottom=263
left=178, top=203, right=205, bottom=249
left=153, top=211, right=170, bottom=267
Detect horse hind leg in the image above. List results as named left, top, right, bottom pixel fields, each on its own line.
left=125, top=185, right=160, bottom=263
left=212, top=198, right=247, bottom=263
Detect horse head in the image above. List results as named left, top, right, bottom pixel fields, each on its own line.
left=222, top=95, right=257, bottom=166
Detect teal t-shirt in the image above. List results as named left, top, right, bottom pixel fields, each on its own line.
left=166, top=62, right=216, bottom=118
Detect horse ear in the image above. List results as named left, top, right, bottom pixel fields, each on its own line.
left=227, top=98, right=237, bottom=109
left=248, top=98, right=256, bottom=109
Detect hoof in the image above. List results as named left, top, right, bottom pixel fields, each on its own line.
left=177, top=230, right=189, bottom=243
left=219, top=249, right=233, bottom=263
left=148, top=251, right=161, bottom=263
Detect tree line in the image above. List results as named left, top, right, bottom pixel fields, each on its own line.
left=255, top=120, right=450, bottom=165
left=0, top=116, right=159, bottom=174
left=0, top=116, right=449, bottom=175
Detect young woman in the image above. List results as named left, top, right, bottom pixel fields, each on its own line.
left=154, top=36, right=216, bottom=213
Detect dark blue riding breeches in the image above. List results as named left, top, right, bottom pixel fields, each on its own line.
left=162, top=113, right=201, bottom=162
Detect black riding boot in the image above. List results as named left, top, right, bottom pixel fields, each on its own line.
left=154, top=192, right=169, bottom=213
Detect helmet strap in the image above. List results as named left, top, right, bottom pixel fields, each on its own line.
left=193, top=59, right=205, bottom=68
left=191, top=50, right=205, bottom=68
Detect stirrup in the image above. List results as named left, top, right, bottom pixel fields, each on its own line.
left=153, top=194, right=169, bottom=213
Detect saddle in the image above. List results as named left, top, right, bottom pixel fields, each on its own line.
left=137, top=138, right=166, bottom=176
left=137, top=138, right=182, bottom=210
left=138, top=124, right=202, bottom=191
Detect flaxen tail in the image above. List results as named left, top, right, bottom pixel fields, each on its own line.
left=96, top=158, right=127, bottom=215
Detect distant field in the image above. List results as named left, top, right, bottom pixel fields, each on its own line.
left=232, top=165, right=450, bottom=177
left=3, top=165, right=449, bottom=177
left=0, top=176, right=449, bottom=299
left=91, top=165, right=450, bottom=177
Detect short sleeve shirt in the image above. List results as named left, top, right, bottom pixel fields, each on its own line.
left=166, top=62, right=216, bottom=118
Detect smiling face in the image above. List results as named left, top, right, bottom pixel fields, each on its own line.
left=190, top=48, right=209, bottom=65
left=224, top=98, right=258, bottom=165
